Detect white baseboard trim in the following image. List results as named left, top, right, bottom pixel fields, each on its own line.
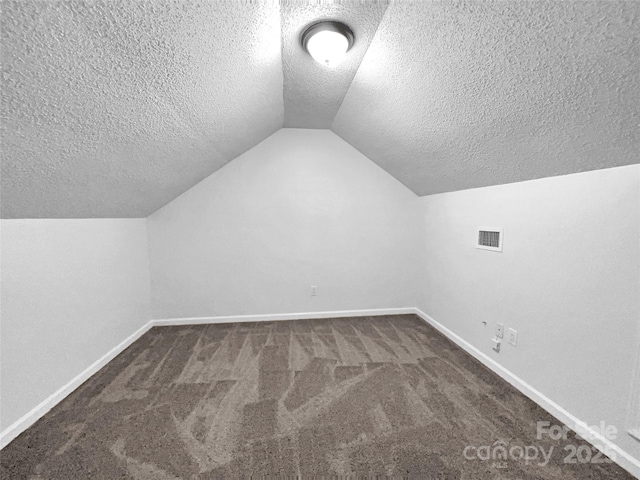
left=153, top=307, right=415, bottom=326
left=0, top=320, right=154, bottom=450
left=412, top=307, right=640, bottom=479
left=0, top=307, right=411, bottom=449
left=3, top=307, right=638, bottom=479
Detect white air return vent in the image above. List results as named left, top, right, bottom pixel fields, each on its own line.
left=476, top=227, right=503, bottom=252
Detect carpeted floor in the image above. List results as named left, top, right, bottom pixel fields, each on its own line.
left=1, top=314, right=633, bottom=479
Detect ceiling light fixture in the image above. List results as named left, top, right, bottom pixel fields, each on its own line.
left=301, top=21, right=354, bottom=67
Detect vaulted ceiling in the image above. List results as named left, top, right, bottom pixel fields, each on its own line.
left=2, top=0, right=638, bottom=218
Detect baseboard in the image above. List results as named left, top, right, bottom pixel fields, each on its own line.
left=153, top=307, right=415, bottom=326
left=4, top=307, right=638, bottom=479
left=1, top=307, right=412, bottom=449
left=412, top=308, right=640, bottom=479
left=0, top=320, right=154, bottom=450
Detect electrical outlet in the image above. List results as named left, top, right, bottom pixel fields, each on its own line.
left=311, top=285, right=317, bottom=296
left=508, top=328, right=518, bottom=346
left=496, top=323, right=504, bottom=338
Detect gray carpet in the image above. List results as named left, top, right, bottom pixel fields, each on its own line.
left=1, top=314, right=634, bottom=479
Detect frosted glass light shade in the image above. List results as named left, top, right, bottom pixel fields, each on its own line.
left=301, top=21, right=354, bottom=68
left=307, top=30, right=349, bottom=66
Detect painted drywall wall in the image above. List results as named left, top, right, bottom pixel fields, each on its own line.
left=417, top=164, right=640, bottom=461
left=148, top=128, right=420, bottom=319
left=0, top=219, right=151, bottom=431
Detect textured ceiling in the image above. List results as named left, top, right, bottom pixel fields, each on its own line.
left=333, top=0, right=640, bottom=196
left=2, top=1, right=639, bottom=218
left=281, top=0, right=388, bottom=128
left=1, top=0, right=283, bottom=218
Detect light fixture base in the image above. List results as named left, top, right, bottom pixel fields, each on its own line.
left=301, top=20, right=355, bottom=66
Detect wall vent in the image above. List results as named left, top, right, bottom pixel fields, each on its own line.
left=476, top=227, right=503, bottom=252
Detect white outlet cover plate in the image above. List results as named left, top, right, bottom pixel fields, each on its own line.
left=508, top=328, right=518, bottom=346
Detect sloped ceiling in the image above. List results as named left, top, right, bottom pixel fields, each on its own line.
left=332, top=1, right=640, bottom=196
left=281, top=1, right=388, bottom=128
left=2, top=0, right=638, bottom=218
left=1, top=0, right=284, bottom=218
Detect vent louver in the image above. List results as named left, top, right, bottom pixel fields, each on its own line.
left=476, top=228, right=503, bottom=252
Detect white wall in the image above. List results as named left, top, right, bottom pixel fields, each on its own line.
left=3, top=130, right=637, bottom=475
left=417, top=164, right=640, bottom=461
left=147, top=128, right=419, bottom=319
left=0, top=219, right=151, bottom=431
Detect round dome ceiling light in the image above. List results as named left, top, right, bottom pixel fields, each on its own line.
left=301, top=21, right=355, bottom=67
